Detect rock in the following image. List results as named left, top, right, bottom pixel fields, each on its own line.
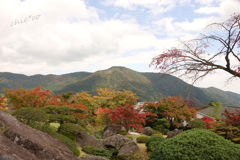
left=102, top=134, right=139, bottom=157
left=102, top=134, right=133, bottom=149
left=0, top=134, right=38, bottom=160
left=167, top=129, right=183, bottom=138
left=0, top=111, right=79, bottom=160
left=140, top=127, right=153, bottom=136
left=79, top=154, right=108, bottom=160
left=76, top=131, right=103, bottom=148
left=118, top=141, right=140, bottom=155
left=102, top=124, right=122, bottom=139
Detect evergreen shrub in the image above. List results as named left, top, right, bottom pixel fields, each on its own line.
left=118, top=130, right=128, bottom=135
left=81, top=146, right=113, bottom=159
left=145, top=135, right=166, bottom=152
left=136, top=136, right=149, bottom=143
left=190, top=119, right=206, bottom=129
left=149, top=129, right=240, bottom=160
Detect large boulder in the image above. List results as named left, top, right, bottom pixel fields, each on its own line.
left=102, top=124, right=122, bottom=139
left=102, top=134, right=139, bottom=156
left=0, top=111, right=79, bottom=160
left=76, top=131, right=103, bottom=148
left=140, top=127, right=153, bottom=136
left=0, top=134, right=38, bottom=160
left=166, top=129, right=183, bottom=138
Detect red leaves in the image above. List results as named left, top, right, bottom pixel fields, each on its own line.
left=202, top=116, right=215, bottom=129
left=222, top=109, right=240, bottom=127
left=107, top=104, right=148, bottom=131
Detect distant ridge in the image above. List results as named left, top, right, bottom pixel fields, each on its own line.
left=0, top=66, right=240, bottom=106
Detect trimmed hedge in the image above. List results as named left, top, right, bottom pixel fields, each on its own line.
left=149, top=129, right=240, bottom=160
left=190, top=119, right=206, bottom=129
left=118, top=130, right=128, bottom=135
left=145, top=135, right=166, bottom=152
left=136, top=136, right=149, bottom=143
left=81, top=146, right=115, bottom=159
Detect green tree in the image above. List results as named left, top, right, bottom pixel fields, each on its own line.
left=12, top=107, right=48, bottom=125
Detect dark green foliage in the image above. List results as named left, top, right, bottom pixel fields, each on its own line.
left=136, top=136, right=149, bottom=143
left=12, top=107, right=48, bottom=125
left=49, top=114, right=77, bottom=124
left=118, top=130, right=128, bottom=135
left=149, top=129, right=240, bottom=160
left=190, top=119, right=206, bottom=129
left=145, top=135, right=166, bottom=152
left=55, top=105, right=75, bottom=115
left=58, top=123, right=86, bottom=135
left=153, top=118, right=170, bottom=134
left=81, top=146, right=114, bottom=159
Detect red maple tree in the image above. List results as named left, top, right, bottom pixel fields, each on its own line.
left=150, top=13, right=240, bottom=84
left=107, top=104, right=149, bottom=132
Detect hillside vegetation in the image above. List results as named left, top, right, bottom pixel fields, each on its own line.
left=0, top=66, right=240, bottom=106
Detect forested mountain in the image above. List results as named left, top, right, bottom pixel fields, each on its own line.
left=0, top=66, right=239, bottom=106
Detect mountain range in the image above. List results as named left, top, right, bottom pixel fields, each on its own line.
left=0, top=66, right=240, bottom=106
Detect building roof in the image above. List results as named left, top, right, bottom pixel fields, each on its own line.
left=198, top=106, right=240, bottom=119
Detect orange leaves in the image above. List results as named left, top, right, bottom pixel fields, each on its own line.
left=106, top=104, right=148, bottom=131
left=4, top=85, right=52, bottom=109
left=144, top=96, right=197, bottom=129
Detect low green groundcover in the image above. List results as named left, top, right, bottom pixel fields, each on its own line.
left=149, top=129, right=240, bottom=160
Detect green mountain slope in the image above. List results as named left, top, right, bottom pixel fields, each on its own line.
left=0, top=67, right=240, bottom=106
left=59, top=66, right=161, bottom=101
left=0, top=72, right=91, bottom=93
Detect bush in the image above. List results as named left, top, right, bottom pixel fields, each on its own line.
left=118, top=130, right=128, bottom=135
left=12, top=107, right=48, bottom=125
left=190, top=119, right=206, bottom=129
left=58, top=123, right=86, bottom=135
left=149, top=129, right=240, bottom=160
left=136, top=136, right=149, bottom=143
left=126, top=136, right=133, bottom=140
left=153, top=118, right=170, bottom=134
left=81, top=146, right=113, bottom=159
left=117, top=150, right=145, bottom=160
left=145, top=135, right=166, bottom=152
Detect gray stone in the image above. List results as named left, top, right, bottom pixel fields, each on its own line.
left=167, top=129, right=183, bottom=138
left=140, top=127, right=153, bottom=136
left=118, top=141, right=139, bottom=155
left=0, top=111, right=79, bottom=160
left=102, top=124, right=122, bottom=139
left=102, top=134, right=139, bottom=157
left=76, top=131, right=103, bottom=148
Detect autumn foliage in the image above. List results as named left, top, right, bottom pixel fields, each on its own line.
left=222, top=109, right=240, bottom=127
left=144, top=96, right=196, bottom=129
left=150, top=13, right=240, bottom=84
left=107, top=104, right=148, bottom=131
left=201, top=116, right=215, bottom=129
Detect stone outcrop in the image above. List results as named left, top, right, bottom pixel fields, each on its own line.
left=0, top=111, right=79, bottom=160
left=76, top=131, right=103, bottom=148
left=102, top=134, right=139, bottom=156
left=102, top=124, right=122, bottom=139
left=140, top=127, right=153, bottom=136
left=167, top=129, right=183, bottom=138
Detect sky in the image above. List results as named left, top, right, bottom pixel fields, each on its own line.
left=0, top=0, right=240, bottom=94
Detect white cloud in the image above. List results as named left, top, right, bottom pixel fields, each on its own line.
left=194, top=0, right=240, bottom=17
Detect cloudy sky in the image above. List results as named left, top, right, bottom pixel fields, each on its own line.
left=0, top=0, right=240, bottom=94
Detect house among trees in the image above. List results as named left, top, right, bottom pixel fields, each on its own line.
left=197, top=105, right=240, bottom=119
